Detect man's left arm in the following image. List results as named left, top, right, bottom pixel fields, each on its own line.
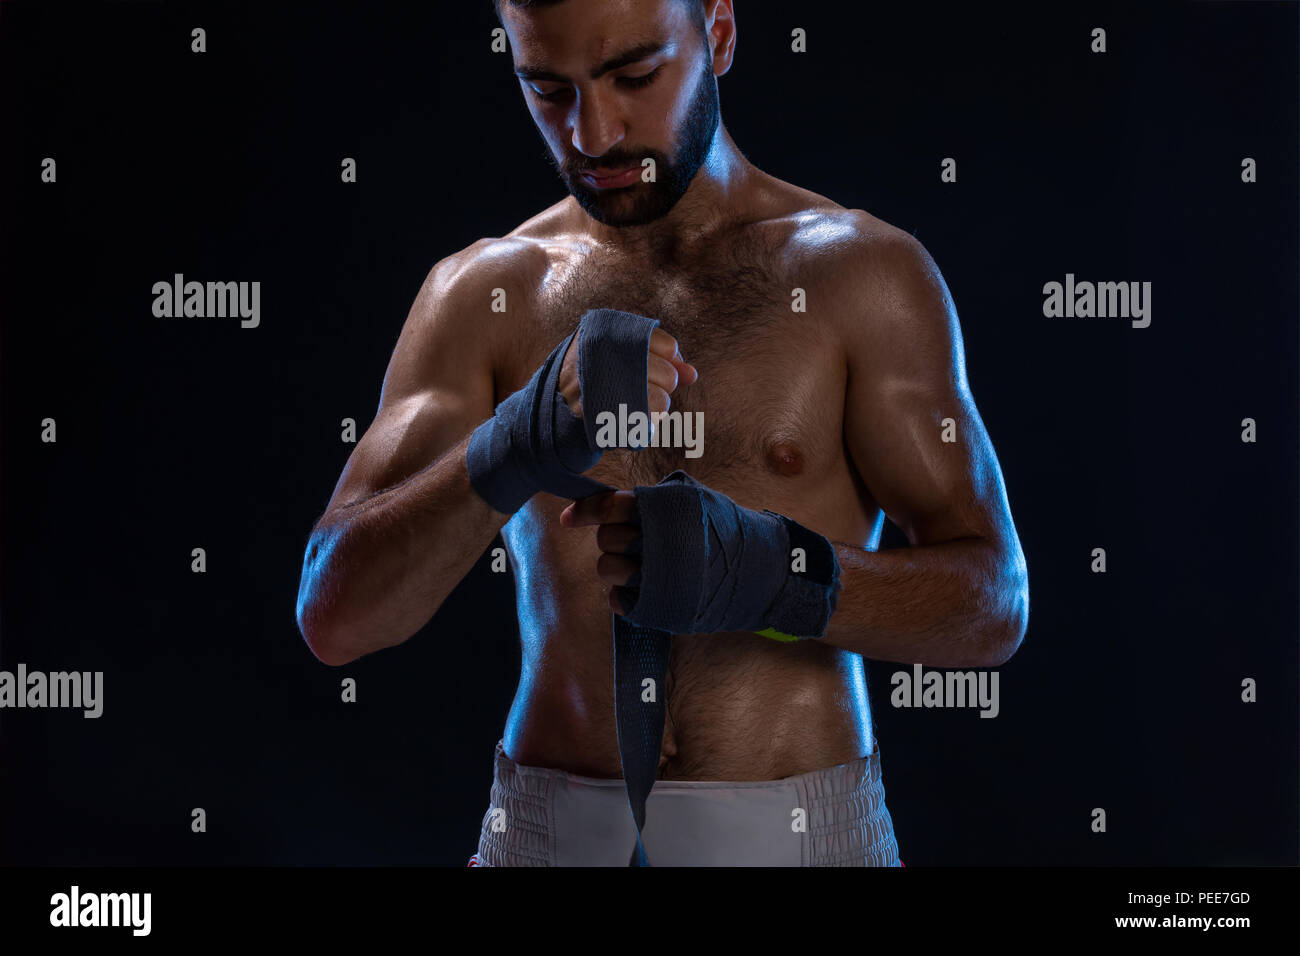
left=823, top=231, right=1028, bottom=668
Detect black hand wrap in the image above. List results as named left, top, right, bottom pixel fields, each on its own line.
left=465, top=308, right=660, bottom=515
left=620, top=470, right=842, bottom=638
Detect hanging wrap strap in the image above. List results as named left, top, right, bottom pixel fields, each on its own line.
left=612, top=616, right=673, bottom=866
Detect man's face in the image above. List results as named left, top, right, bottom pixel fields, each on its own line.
left=504, top=0, right=720, bottom=227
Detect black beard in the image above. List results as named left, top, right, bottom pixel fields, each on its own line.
left=549, top=57, right=720, bottom=228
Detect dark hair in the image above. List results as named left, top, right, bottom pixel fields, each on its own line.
left=492, top=0, right=708, bottom=29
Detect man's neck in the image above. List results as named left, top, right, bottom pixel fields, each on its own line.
left=581, top=126, right=756, bottom=262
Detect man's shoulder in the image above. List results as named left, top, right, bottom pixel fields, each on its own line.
left=400, top=205, right=580, bottom=375
left=426, top=232, right=557, bottom=307
left=441, top=196, right=587, bottom=291
left=755, top=197, right=927, bottom=278
left=753, top=191, right=956, bottom=353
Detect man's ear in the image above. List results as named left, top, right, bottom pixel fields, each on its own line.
left=704, top=0, right=738, bottom=77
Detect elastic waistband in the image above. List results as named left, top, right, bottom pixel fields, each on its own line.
left=491, top=738, right=884, bottom=794
left=479, top=739, right=900, bottom=866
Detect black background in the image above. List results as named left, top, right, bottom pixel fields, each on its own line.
left=1, top=0, right=1296, bottom=866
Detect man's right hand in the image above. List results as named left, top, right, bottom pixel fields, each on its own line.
left=466, top=308, right=698, bottom=516
left=558, top=325, right=698, bottom=420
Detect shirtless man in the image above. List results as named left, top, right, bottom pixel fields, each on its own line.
left=295, top=0, right=1028, bottom=866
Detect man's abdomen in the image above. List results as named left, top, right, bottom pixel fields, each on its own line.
left=503, top=625, right=873, bottom=782
left=660, top=632, right=873, bottom=780
left=500, top=491, right=875, bottom=781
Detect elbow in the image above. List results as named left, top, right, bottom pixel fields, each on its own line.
left=296, top=536, right=360, bottom=668
left=985, top=613, right=1025, bottom=667
left=294, top=564, right=416, bottom=668
left=296, top=589, right=355, bottom=667
left=984, top=557, right=1029, bottom=666
left=294, top=520, right=434, bottom=666
left=302, top=628, right=355, bottom=668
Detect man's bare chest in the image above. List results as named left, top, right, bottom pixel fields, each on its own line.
left=523, top=258, right=846, bottom=491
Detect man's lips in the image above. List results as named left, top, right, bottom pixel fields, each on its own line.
left=580, top=165, right=642, bottom=189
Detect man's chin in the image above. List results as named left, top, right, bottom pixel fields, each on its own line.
left=571, top=186, right=671, bottom=228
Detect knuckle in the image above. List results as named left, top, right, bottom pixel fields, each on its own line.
left=651, top=328, right=679, bottom=357
left=649, top=355, right=678, bottom=389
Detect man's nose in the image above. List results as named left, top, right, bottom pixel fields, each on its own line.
left=570, top=88, right=624, bottom=158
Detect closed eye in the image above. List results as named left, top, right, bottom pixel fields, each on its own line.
left=617, top=66, right=662, bottom=90
left=531, top=66, right=664, bottom=102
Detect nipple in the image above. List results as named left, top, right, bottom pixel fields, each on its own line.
left=766, top=440, right=805, bottom=477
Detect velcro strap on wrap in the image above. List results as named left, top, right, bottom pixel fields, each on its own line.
left=756, top=511, right=842, bottom=638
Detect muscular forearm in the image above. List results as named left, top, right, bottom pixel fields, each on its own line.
left=296, top=433, right=507, bottom=665
left=819, top=537, right=1028, bottom=668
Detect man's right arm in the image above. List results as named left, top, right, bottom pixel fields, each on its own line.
left=295, top=240, right=511, bottom=667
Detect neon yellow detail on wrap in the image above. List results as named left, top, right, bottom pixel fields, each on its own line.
left=754, top=627, right=801, bottom=643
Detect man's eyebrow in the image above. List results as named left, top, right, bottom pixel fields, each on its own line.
left=514, top=41, right=668, bottom=82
